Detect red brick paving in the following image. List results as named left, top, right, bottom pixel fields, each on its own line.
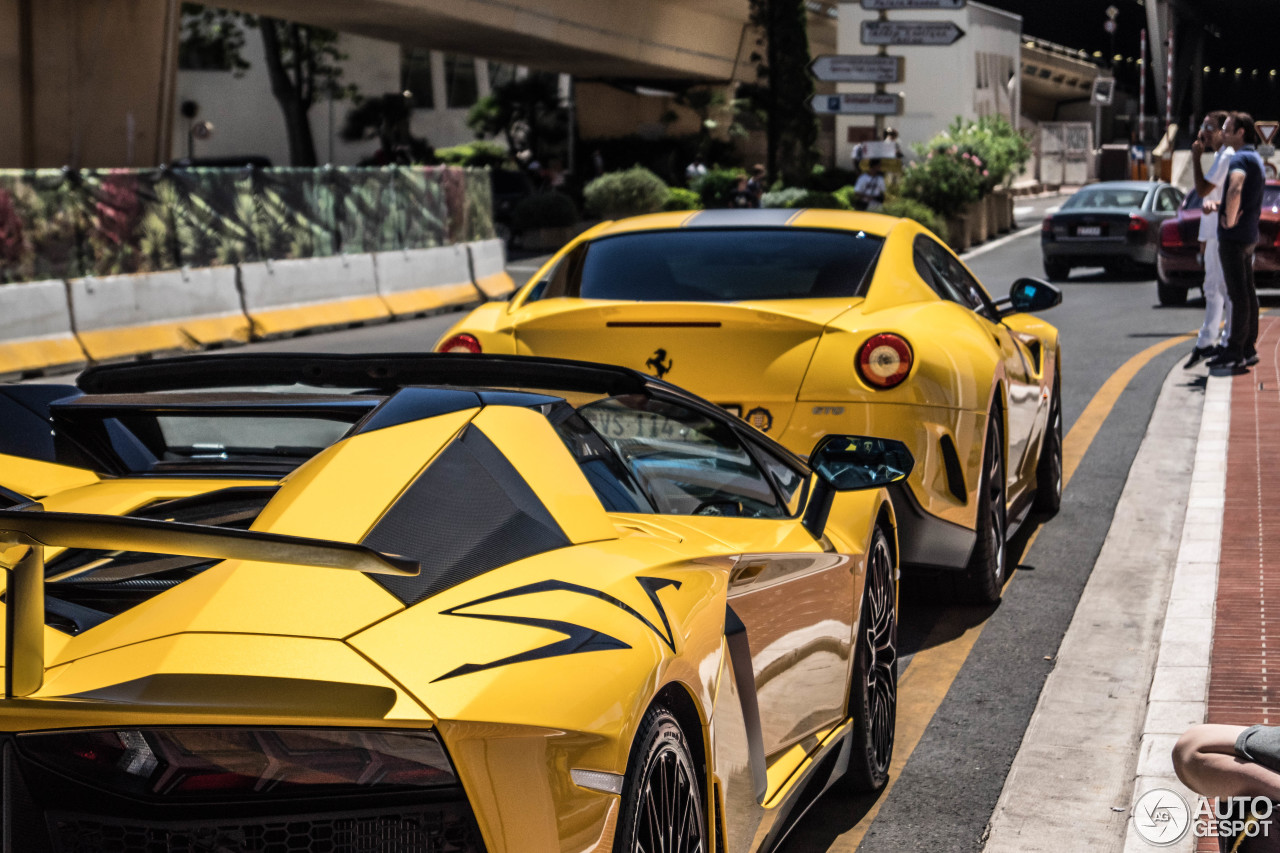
left=1207, top=315, right=1279, bottom=732
left=1199, top=316, right=1280, bottom=852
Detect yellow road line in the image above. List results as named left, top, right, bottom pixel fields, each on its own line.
left=830, top=331, right=1194, bottom=851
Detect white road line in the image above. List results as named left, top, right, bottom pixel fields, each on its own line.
left=960, top=222, right=1041, bottom=261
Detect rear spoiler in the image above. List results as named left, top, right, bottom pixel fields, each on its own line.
left=0, top=506, right=419, bottom=700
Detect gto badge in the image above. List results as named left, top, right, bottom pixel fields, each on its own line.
left=813, top=406, right=845, bottom=416
left=645, top=348, right=674, bottom=379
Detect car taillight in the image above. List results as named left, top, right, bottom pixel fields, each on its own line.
left=19, top=728, right=457, bottom=798
left=1129, top=215, right=1149, bottom=234
left=1041, top=216, right=1054, bottom=233
left=1160, top=221, right=1183, bottom=249
left=439, top=333, right=481, bottom=354
left=858, top=333, right=913, bottom=389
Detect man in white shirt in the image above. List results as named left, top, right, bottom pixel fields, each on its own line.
left=853, top=159, right=887, bottom=211
left=1186, top=111, right=1235, bottom=368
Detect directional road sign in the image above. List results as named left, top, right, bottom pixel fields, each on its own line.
left=809, top=54, right=904, bottom=83
left=861, top=0, right=965, bottom=8
left=861, top=20, right=966, bottom=46
left=809, top=93, right=904, bottom=116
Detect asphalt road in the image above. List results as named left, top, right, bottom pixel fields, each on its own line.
left=34, top=199, right=1241, bottom=851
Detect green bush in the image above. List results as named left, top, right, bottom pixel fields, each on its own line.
left=832, top=185, right=859, bottom=210
left=899, top=146, right=985, bottom=219
left=584, top=166, right=670, bottom=218
left=782, top=190, right=850, bottom=211
left=881, top=196, right=946, bottom=237
left=663, top=187, right=703, bottom=211
left=761, top=187, right=807, bottom=208
left=807, top=165, right=861, bottom=192
left=929, top=116, right=1032, bottom=191
left=434, top=141, right=510, bottom=169
left=695, top=168, right=746, bottom=209
left=513, top=192, right=579, bottom=231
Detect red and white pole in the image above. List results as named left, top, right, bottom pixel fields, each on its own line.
left=1165, top=28, right=1174, bottom=128
left=1139, top=28, right=1147, bottom=136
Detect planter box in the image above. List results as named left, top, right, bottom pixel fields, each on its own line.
left=946, top=214, right=971, bottom=252
left=967, top=199, right=990, bottom=246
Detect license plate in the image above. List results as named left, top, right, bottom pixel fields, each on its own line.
left=1076, top=226, right=1102, bottom=237
left=583, top=409, right=683, bottom=441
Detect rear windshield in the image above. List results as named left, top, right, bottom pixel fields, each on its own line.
left=529, top=228, right=883, bottom=303
left=1063, top=187, right=1150, bottom=210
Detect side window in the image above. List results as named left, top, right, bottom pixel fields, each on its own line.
left=578, top=395, right=785, bottom=518
left=750, top=441, right=808, bottom=516
left=915, top=236, right=990, bottom=312
left=545, top=403, right=655, bottom=514
left=1159, top=189, right=1181, bottom=212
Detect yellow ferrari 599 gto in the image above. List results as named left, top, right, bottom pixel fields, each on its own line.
left=0, top=353, right=911, bottom=852
left=437, top=209, right=1064, bottom=602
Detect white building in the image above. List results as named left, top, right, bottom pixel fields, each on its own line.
left=835, top=1, right=1022, bottom=165
left=173, top=27, right=526, bottom=166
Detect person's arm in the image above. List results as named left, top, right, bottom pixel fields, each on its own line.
left=1222, top=169, right=1246, bottom=229
left=1192, top=138, right=1216, bottom=198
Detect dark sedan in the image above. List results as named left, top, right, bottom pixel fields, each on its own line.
left=1041, top=181, right=1184, bottom=281
left=1156, top=180, right=1280, bottom=306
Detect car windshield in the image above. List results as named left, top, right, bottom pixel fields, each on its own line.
left=1063, top=188, right=1149, bottom=210
left=530, top=228, right=883, bottom=302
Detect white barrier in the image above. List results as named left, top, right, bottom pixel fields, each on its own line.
left=468, top=239, right=517, bottom=299
left=239, top=254, right=390, bottom=338
left=373, top=245, right=480, bottom=317
left=67, top=266, right=249, bottom=362
left=0, top=279, right=86, bottom=376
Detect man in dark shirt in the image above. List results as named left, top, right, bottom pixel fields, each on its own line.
left=1206, top=111, right=1267, bottom=370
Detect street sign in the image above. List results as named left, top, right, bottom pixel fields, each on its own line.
left=1258, top=122, right=1278, bottom=146
left=861, top=21, right=966, bottom=46
left=810, top=93, right=904, bottom=116
left=860, top=0, right=965, bottom=7
left=1091, top=78, right=1115, bottom=106
left=809, top=54, right=904, bottom=83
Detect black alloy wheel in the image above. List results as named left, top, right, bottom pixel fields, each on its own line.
left=615, top=706, right=707, bottom=853
left=843, top=525, right=898, bottom=792
left=1033, top=381, right=1063, bottom=515
left=964, top=415, right=1007, bottom=604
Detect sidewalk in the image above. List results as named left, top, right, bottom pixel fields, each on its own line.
left=983, top=316, right=1280, bottom=852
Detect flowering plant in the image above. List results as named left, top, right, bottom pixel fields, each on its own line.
left=899, top=145, right=985, bottom=218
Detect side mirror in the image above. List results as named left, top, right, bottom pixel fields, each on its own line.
left=803, top=435, right=914, bottom=538
left=1005, top=278, right=1062, bottom=315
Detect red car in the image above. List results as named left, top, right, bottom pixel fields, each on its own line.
left=1157, top=179, right=1280, bottom=306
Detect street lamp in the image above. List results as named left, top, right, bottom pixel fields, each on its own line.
left=1105, top=6, right=1119, bottom=71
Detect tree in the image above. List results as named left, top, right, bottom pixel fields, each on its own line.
left=467, top=73, right=568, bottom=167
left=177, top=4, right=355, bottom=166
left=341, top=92, right=434, bottom=165
left=743, top=0, right=818, bottom=185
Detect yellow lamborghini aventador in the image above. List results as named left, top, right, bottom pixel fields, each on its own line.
left=0, top=353, right=910, bottom=852
left=437, top=209, right=1064, bottom=602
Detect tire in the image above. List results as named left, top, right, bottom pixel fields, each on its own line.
left=842, top=525, right=898, bottom=792
left=615, top=705, right=707, bottom=853
left=1043, top=259, right=1070, bottom=281
left=1033, top=381, right=1063, bottom=516
left=963, top=414, right=1007, bottom=604
left=1157, top=279, right=1189, bottom=306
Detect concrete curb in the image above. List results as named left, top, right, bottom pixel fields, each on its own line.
left=239, top=254, right=390, bottom=338
left=68, top=267, right=249, bottom=361
left=469, top=239, right=516, bottom=299
left=374, top=245, right=479, bottom=317
left=0, top=279, right=87, bottom=376
left=982, top=359, right=1214, bottom=853
left=1121, top=370, right=1229, bottom=853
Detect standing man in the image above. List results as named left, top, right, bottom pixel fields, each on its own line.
left=1184, top=111, right=1234, bottom=368
left=1206, top=112, right=1266, bottom=370
left=853, top=159, right=887, bottom=211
